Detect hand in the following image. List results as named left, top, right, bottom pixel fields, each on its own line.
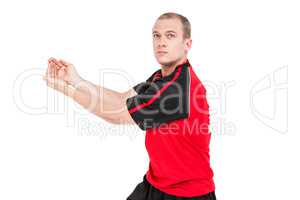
left=47, top=57, right=82, bottom=86
left=43, top=74, right=72, bottom=96
left=43, top=57, right=78, bottom=95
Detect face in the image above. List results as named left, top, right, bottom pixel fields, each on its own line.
left=152, top=18, right=192, bottom=66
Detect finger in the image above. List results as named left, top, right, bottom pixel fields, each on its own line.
left=52, top=58, right=63, bottom=68
left=50, top=59, right=60, bottom=70
left=47, top=58, right=58, bottom=73
left=45, top=65, right=49, bottom=79
left=48, top=57, right=55, bottom=63
left=43, top=75, right=51, bottom=82
left=49, top=61, right=56, bottom=77
left=48, top=62, right=54, bottom=77
left=43, top=76, right=52, bottom=85
left=59, top=59, right=72, bottom=67
left=44, top=77, right=56, bottom=90
left=43, top=75, right=54, bottom=86
left=48, top=59, right=58, bottom=75
left=47, top=59, right=53, bottom=77
left=50, top=60, right=62, bottom=78
left=57, top=68, right=66, bottom=78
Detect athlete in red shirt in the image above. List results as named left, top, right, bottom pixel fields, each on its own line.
left=43, top=12, right=216, bottom=200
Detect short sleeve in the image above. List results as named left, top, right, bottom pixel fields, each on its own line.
left=132, top=69, right=161, bottom=95
left=132, top=82, right=149, bottom=95
left=126, top=80, right=189, bottom=130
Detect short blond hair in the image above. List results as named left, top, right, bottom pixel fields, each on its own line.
left=157, top=12, right=191, bottom=39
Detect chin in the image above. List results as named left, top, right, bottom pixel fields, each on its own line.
left=156, top=56, right=174, bottom=66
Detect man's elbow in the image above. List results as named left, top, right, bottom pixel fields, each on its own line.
left=103, top=112, right=135, bottom=126
left=104, top=117, right=121, bottom=125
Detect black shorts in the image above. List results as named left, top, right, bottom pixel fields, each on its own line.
left=126, top=175, right=217, bottom=200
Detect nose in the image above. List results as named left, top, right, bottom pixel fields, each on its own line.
left=157, top=36, right=167, bottom=49
left=158, top=43, right=167, bottom=49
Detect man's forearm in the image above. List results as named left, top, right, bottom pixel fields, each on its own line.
left=72, top=78, right=122, bottom=101
left=66, top=79, right=126, bottom=122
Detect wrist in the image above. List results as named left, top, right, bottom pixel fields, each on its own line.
left=69, top=76, right=84, bottom=87
left=65, top=84, right=76, bottom=98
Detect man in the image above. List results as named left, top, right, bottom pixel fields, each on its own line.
left=43, top=12, right=217, bottom=200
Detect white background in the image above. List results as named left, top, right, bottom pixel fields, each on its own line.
left=0, top=0, right=299, bottom=199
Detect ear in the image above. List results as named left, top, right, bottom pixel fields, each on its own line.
left=184, top=38, right=192, bottom=52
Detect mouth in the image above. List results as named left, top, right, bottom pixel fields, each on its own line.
left=157, top=51, right=168, bottom=55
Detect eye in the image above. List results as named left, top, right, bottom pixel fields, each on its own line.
left=153, top=33, right=160, bottom=39
left=166, top=33, right=176, bottom=39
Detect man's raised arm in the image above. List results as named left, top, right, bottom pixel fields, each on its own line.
left=43, top=57, right=138, bottom=125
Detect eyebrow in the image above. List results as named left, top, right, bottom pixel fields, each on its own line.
left=152, top=30, right=177, bottom=34
left=165, top=30, right=176, bottom=34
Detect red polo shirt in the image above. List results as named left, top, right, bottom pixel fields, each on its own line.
left=126, top=60, right=215, bottom=198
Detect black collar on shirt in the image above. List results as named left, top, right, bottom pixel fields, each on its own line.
left=151, top=59, right=191, bottom=82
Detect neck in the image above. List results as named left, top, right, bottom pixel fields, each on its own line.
left=161, top=57, right=188, bottom=77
